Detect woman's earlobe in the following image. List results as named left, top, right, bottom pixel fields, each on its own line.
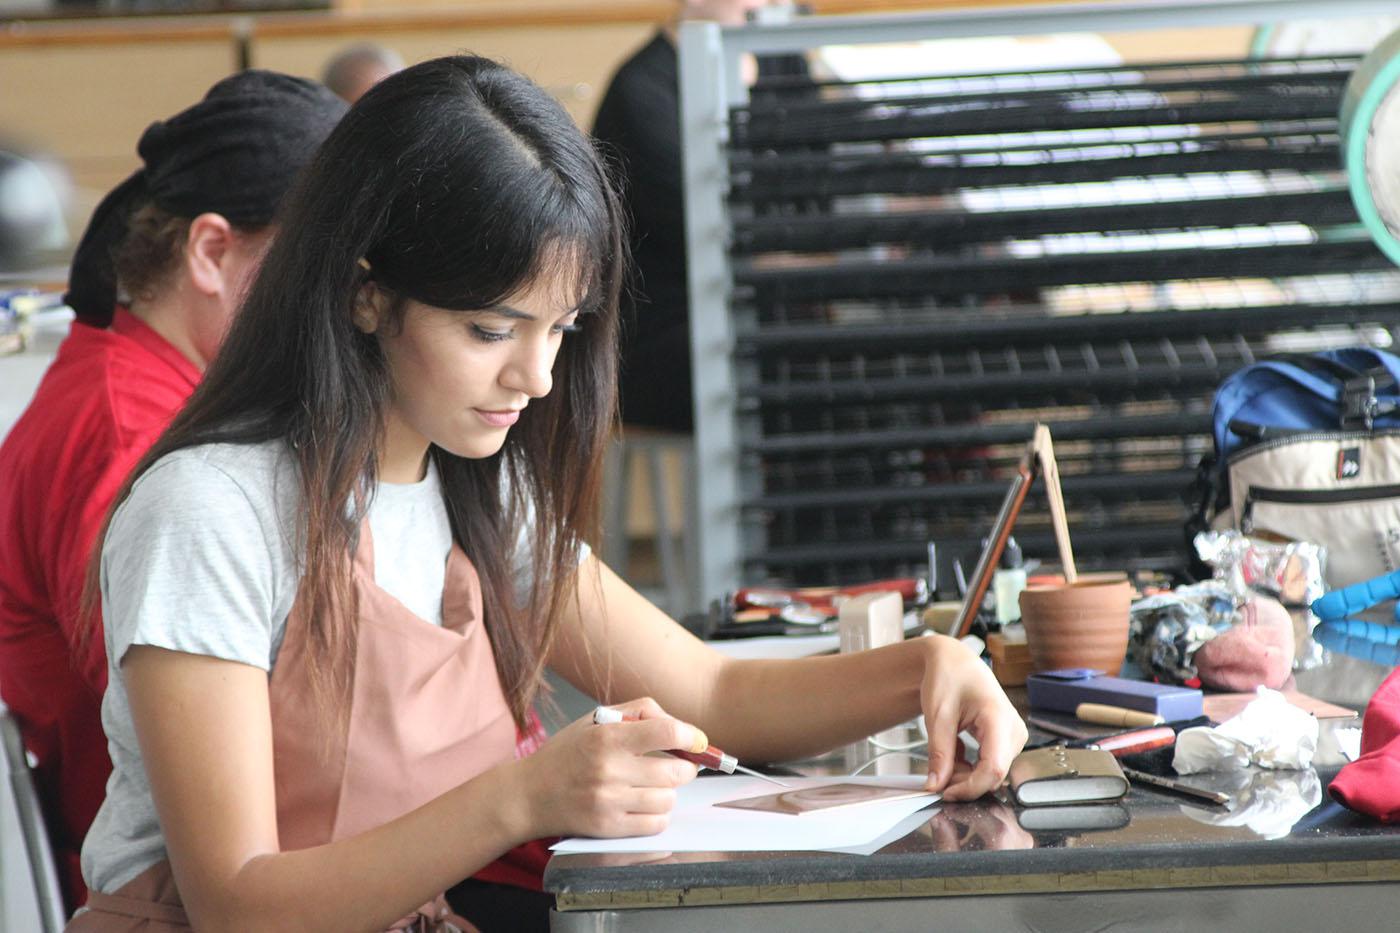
left=352, top=287, right=380, bottom=334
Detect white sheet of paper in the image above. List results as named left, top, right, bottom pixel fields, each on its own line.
left=551, top=775, right=940, bottom=854
left=820, top=804, right=943, bottom=856
left=706, top=615, right=922, bottom=662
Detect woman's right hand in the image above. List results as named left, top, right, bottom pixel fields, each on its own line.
left=512, top=696, right=701, bottom=840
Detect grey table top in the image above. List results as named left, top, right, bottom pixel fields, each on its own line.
left=546, top=660, right=1400, bottom=912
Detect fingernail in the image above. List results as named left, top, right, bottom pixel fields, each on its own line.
left=688, top=727, right=708, bottom=754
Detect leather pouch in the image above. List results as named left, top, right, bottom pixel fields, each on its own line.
left=1008, top=746, right=1129, bottom=807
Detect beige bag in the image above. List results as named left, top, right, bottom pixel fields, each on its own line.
left=1215, top=431, right=1400, bottom=589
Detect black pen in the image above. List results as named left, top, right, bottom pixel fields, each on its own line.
left=1121, top=766, right=1232, bottom=808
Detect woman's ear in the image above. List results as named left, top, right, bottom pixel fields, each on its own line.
left=184, top=213, right=236, bottom=298
left=352, top=282, right=384, bottom=334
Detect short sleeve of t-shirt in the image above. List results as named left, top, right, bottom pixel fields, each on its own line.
left=101, top=449, right=289, bottom=672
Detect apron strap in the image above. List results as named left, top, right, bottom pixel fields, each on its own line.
left=78, top=860, right=191, bottom=927
left=83, top=889, right=190, bottom=926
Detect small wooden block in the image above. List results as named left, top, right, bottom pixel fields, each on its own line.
left=987, top=632, right=1033, bottom=686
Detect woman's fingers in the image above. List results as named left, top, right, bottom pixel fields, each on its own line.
left=616, top=715, right=705, bottom=758
left=592, top=698, right=706, bottom=756
left=624, top=786, right=679, bottom=815
left=536, top=698, right=705, bottom=839
left=923, top=705, right=960, bottom=793
left=611, top=813, right=672, bottom=838
left=606, top=696, right=668, bottom=720
left=941, top=714, right=1017, bottom=801
left=625, top=754, right=699, bottom=788
left=919, top=636, right=1027, bottom=799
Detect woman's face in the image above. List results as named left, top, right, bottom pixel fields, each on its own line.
left=371, top=274, right=581, bottom=466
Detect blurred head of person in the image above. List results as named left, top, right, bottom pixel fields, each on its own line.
left=65, top=70, right=347, bottom=369
left=0, top=146, right=71, bottom=274
left=322, top=42, right=406, bottom=103
left=678, top=0, right=770, bottom=26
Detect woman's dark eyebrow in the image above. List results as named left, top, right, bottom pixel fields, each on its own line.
left=489, top=304, right=582, bottom=321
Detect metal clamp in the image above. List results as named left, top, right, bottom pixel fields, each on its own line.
left=1342, top=374, right=1379, bottom=430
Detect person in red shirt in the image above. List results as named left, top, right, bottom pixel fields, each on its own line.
left=0, top=71, right=346, bottom=912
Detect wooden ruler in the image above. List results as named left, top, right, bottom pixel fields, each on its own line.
left=1032, top=423, right=1077, bottom=584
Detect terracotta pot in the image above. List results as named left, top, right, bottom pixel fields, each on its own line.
left=1018, top=579, right=1133, bottom=675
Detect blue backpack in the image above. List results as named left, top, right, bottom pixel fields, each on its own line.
left=1190, top=347, right=1400, bottom=588
left=1209, top=348, right=1400, bottom=465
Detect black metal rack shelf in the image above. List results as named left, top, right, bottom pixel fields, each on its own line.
left=748, top=468, right=1198, bottom=511
left=730, top=142, right=1343, bottom=201
left=735, top=240, right=1392, bottom=301
left=701, top=48, right=1400, bottom=587
left=744, top=410, right=1212, bottom=455
left=732, top=189, right=1356, bottom=253
left=738, top=302, right=1400, bottom=351
left=749, top=364, right=1232, bottom=403
left=750, top=522, right=1192, bottom=576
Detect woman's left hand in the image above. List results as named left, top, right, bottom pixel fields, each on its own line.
left=918, top=634, right=1027, bottom=801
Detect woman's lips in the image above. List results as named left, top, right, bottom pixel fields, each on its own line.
left=475, top=408, right=521, bottom=428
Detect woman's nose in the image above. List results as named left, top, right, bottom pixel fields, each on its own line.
left=503, top=337, right=554, bottom=399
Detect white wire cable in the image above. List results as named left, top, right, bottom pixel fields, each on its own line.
left=861, top=718, right=981, bottom=761
left=866, top=730, right=926, bottom=753
left=848, top=750, right=928, bottom=777
left=864, top=714, right=929, bottom=752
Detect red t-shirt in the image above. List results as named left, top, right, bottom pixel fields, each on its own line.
left=0, top=308, right=199, bottom=910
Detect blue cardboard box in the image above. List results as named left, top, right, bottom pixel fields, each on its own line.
left=1026, top=668, right=1203, bottom=721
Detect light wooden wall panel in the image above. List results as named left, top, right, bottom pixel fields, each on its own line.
left=1105, top=26, right=1253, bottom=62
left=253, top=23, right=654, bottom=128
left=0, top=41, right=235, bottom=203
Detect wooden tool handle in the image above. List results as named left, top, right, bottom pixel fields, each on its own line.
left=1088, top=726, right=1176, bottom=757
left=1076, top=703, right=1164, bottom=728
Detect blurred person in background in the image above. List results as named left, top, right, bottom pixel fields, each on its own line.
left=0, top=71, right=345, bottom=912
left=592, top=0, right=809, bottom=433
left=0, top=144, right=71, bottom=275
left=323, top=41, right=406, bottom=103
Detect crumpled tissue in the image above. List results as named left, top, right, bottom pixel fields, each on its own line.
left=1173, top=687, right=1319, bottom=774
left=1180, top=768, right=1322, bottom=840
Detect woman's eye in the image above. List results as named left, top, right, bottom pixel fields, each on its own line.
left=471, top=324, right=511, bottom=343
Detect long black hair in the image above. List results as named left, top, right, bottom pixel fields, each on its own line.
left=94, top=56, right=625, bottom=726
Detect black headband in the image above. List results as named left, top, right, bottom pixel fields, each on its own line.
left=65, top=69, right=347, bottom=326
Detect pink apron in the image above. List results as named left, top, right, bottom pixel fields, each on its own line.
left=71, top=525, right=520, bottom=931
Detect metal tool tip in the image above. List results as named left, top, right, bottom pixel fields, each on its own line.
left=736, top=764, right=792, bottom=787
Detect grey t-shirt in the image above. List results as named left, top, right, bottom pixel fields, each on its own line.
left=81, top=439, right=579, bottom=894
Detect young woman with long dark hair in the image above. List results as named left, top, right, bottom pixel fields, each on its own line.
left=71, top=55, right=1026, bottom=932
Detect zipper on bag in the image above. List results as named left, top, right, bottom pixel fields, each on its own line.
left=1241, top=484, right=1400, bottom=533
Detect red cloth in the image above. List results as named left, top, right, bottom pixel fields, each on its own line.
left=1329, top=667, right=1400, bottom=822
left=472, top=708, right=556, bottom=891
left=0, top=308, right=199, bottom=910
